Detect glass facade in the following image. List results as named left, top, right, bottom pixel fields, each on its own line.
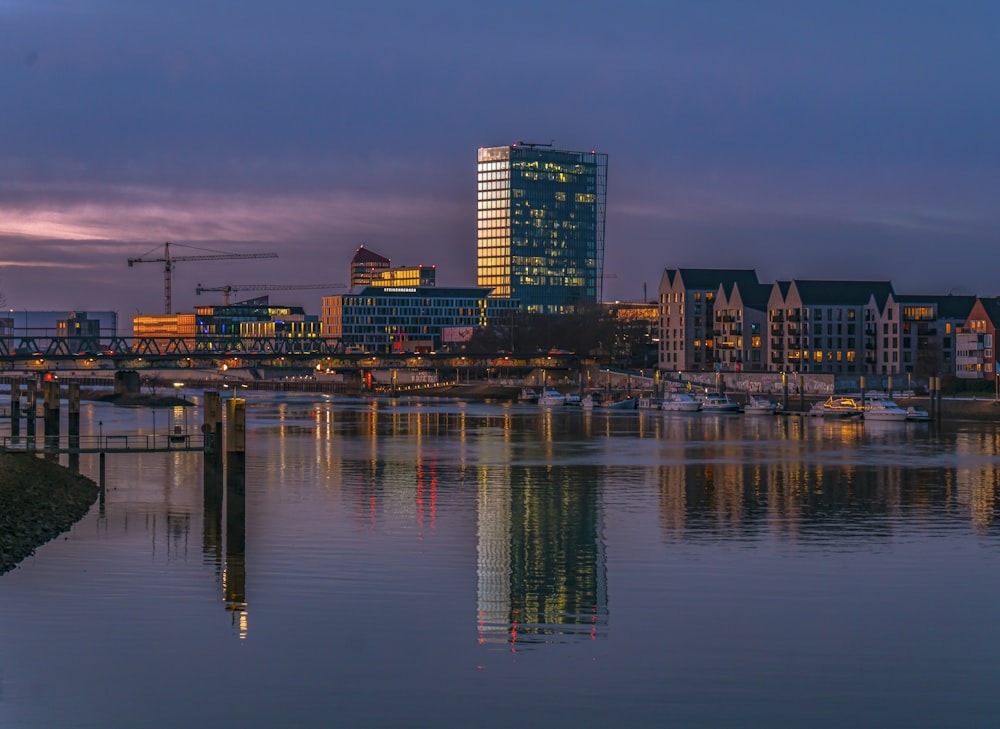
left=477, top=144, right=607, bottom=314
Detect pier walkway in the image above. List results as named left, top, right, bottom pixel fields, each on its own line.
left=0, top=433, right=206, bottom=455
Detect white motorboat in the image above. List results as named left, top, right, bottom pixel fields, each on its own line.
left=518, top=387, right=539, bottom=403
left=906, top=406, right=931, bottom=422
left=564, top=393, right=582, bottom=406
left=863, top=399, right=908, bottom=421
left=660, top=392, right=702, bottom=412
left=743, top=396, right=779, bottom=416
left=538, top=387, right=567, bottom=406
left=698, top=393, right=741, bottom=413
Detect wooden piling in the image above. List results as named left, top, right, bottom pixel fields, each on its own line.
left=68, top=383, right=80, bottom=472
left=203, top=391, right=224, bottom=479
left=25, top=384, right=36, bottom=452
left=224, top=396, right=247, bottom=611
left=42, top=381, right=60, bottom=460
left=10, top=379, right=20, bottom=441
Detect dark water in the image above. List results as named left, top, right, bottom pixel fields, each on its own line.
left=2, top=395, right=1000, bottom=728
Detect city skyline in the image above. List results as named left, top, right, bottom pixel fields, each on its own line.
left=1, top=2, right=998, bottom=316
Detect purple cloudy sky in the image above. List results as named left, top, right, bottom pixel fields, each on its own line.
left=1, top=0, right=998, bottom=318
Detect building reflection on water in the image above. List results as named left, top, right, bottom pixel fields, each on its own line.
left=206, top=399, right=1000, bottom=647
left=476, top=465, right=608, bottom=650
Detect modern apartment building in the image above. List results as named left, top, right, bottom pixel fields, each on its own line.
left=956, top=298, right=1000, bottom=380
left=768, top=280, right=894, bottom=374
left=880, top=294, right=975, bottom=378
left=320, top=286, right=518, bottom=353
left=712, top=279, right=772, bottom=372
left=477, top=143, right=607, bottom=313
left=657, top=269, right=760, bottom=371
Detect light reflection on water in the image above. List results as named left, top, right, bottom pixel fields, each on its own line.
left=1, top=395, right=1000, bottom=728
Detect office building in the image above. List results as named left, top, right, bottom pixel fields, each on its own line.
left=321, top=286, right=518, bottom=353
left=350, top=245, right=391, bottom=288
left=477, top=143, right=607, bottom=314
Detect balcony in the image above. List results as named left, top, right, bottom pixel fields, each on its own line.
left=770, top=313, right=784, bottom=323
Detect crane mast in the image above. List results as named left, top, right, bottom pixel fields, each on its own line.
left=196, top=283, right=347, bottom=305
left=127, top=242, right=279, bottom=313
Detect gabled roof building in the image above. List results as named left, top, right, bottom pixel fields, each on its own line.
left=657, top=268, right=760, bottom=371
left=768, top=279, right=894, bottom=374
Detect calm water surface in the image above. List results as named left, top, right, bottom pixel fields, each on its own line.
left=2, top=394, right=1000, bottom=728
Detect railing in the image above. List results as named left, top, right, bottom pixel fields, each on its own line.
left=0, top=433, right=206, bottom=454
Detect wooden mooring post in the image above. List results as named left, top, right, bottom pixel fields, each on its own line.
left=25, top=385, right=36, bottom=453
left=10, top=379, right=20, bottom=442
left=203, top=391, right=224, bottom=480
left=43, top=380, right=60, bottom=460
left=68, top=383, right=80, bottom=472
left=225, top=396, right=247, bottom=613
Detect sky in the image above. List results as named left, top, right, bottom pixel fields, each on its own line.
left=1, top=0, right=998, bottom=318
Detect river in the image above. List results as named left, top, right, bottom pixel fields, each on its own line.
left=2, top=393, right=999, bottom=728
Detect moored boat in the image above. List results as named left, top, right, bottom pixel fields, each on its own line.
left=863, top=399, right=908, bottom=421
left=661, top=392, right=702, bottom=412
left=518, top=387, right=539, bottom=403
left=538, top=387, right=567, bottom=406
left=810, top=396, right=864, bottom=418
left=905, top=406, right=931, bottom=422
left=743, top=396, right=779, bottom=416
left=698, top=393, right=741, bottom=413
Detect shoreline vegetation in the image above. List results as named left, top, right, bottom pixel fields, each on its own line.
left=0, top=454, right=98, bottom=575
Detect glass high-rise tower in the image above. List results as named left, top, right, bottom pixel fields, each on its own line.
left=477, top=143, right=607, bottom=313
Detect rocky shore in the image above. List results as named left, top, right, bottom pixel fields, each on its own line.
left=0, top=454, right=98, bottom=575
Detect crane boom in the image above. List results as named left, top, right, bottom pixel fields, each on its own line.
left=196, top=282, right=346, bottom=305
left=127, top=242, right=278, bottom=313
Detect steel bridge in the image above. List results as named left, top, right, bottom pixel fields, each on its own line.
left=0, top=336, right=583, bottom=371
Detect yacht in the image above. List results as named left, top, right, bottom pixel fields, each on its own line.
left=698, top=393, right=741, bottom=413
left=538, top=387, right=567, bottom=406
left=863, top=399, right=908, bottom=421
left=743, top=396, right=779, bottom=416
left=809, top=396, right=864, bottom=418
left=660, top=392, right=702, bottom=412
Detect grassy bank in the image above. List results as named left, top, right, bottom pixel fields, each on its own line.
left=0, top=454, right=98, bottom=575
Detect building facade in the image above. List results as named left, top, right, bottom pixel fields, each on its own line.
left=767, top=280, right=894, bottom=374
left=477, top=143, right=607, bottom=313
left=370, top=265, right=436, bottom=288
left=880, top=294, right=975, bottom=378
left=321, top=286, right=518, bottom=353
left=350, top=245, right=391, bottom=289
left=712, top=280, right=771, bottom=372
left=956, top=298, right=1000, bottom=380
left=657, top=269, right=760, bottom=371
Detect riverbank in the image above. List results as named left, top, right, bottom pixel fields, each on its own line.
left=0, top=454, right=98, bottom=575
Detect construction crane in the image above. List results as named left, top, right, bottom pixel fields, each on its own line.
left=195, top=283, right=347, bottom=305
left=127, top=242, right=279, bottom=314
